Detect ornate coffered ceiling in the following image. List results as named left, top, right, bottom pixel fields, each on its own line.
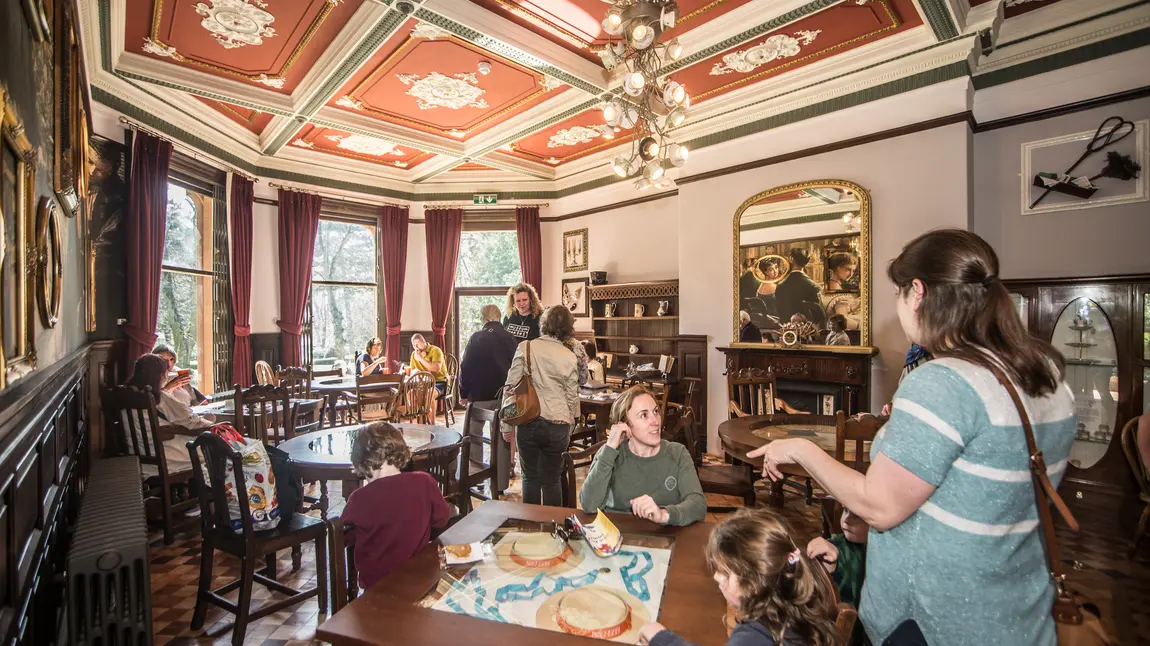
left=81, top=0, right=1147, bottom=198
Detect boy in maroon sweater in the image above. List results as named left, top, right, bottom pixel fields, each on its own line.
left=341, top=422, right=451, bottom=590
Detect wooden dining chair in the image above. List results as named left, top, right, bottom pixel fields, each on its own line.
left=562, top=440, right=606, bottom=508
left=234, top=384, right=294, bottom=445
left=254, top=360, right=276, bottom=386
left=187, top=433, right=327, bottom=646
left=110, top=385, right=200, bottom=544
left=292, top=399, right=326, bottom=439
left=276, top=365, right=311, bottom=398
left=1121, top=414, right=1150, bottom=557
left=327, top=517, right=359, bottom=613
left=460, top=404, right=502, bottom=513
left=412, top=437, right=467, bottom=522
left=438, top=353, right=460, bottom=426
left=396, top=371, right=435, bottom=425
left=835, top=411, right=886, bottom=473
left=727, top=368, right=777, bottom=418
left=310, top=366, right=348, bottom=425
left=679, top=407, right=757, bottom=510
left=353, top=373, right=404, bottom=422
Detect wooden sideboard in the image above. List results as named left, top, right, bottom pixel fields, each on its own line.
left=716, top=345, right=878, bottom=415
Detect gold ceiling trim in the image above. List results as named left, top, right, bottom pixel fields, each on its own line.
left=485, top=0, right=595, bottom=50
left=693, top=0, right=900, bottom=101
left=344, top=33, right=554, bottom=137
left=678, top=0, right=732, bottom=24
left=148, top=0, right=338, bottom=86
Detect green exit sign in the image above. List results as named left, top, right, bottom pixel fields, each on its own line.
left=473, top=194, right=498, bottom=205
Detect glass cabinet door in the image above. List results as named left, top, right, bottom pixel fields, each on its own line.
left=1053, top=299, right=1119, bottom=470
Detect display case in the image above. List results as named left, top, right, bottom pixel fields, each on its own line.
left=1005, top=274, right=1149, bottom=507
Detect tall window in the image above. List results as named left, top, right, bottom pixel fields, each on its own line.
left=156, top=183, right=215, bottom=393
left=311, top=219, right=378, bottom=369
left=454, top=230, right=521, bottom=356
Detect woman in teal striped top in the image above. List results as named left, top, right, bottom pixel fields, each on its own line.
left=750, top=229, right=1075, bottom=645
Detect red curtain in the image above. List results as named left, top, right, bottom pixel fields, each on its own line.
left=277, top=190, right=322, bottom=367
left=379, top=205, right=409, bottom=363
left=424, top=208, right=463, bottom=348
left=515, top=206, right=543, bottom=299
left=229, top=175, right=255, bottom=387
left=122, top=132, right=173, bottom=376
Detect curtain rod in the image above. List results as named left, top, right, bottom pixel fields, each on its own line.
left=267, top=181, right=409, bottom=209
left=422, top=202, right=548, bottom=210
left=118, top=116, right=259, bottom=183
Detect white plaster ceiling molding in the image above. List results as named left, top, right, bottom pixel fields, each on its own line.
left=195, top=0, right=277, bottom=50
left=325, top=133, right=407, bottom=156
left=709, top=31, right=823, bottom=76
left=548, top=126, right=604, bottom=148
left=396, top=72, right=489, bottom=110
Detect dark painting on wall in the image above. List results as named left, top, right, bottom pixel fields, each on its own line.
left=87, top=134, right=129, bottom=340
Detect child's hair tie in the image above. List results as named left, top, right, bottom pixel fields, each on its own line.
left=786, top=549, right=801, bottom=566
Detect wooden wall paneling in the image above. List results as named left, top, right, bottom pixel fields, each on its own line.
left=13, top=446, right=39, bottom=592
left=677, top=335, right=708, bottom=434
left=85, top=340, right=121, bottom=459
left=250, top=332, right=282, bottom=372
left=0, top=476, right=13, bottom=642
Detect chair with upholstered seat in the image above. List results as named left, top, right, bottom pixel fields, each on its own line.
left=1121, top=414, right=1150, bottom=557
left=187, top=433, right=327, bottom=646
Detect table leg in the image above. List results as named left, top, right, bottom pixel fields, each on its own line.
left=327, top=393, right=339, bottom=428
left=319, top=481, right=329, bottom=520
left=768, top=479, right=785, bottom=508
left=341, top=479, right=361, bottom=500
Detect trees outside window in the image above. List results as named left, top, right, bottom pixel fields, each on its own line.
left=310, top=219, right=378, bottom=370
left=454, top=231, right=521, bottom=357
left=155, top=183, right=215, bottom=393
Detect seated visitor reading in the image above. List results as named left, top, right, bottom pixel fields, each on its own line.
left=340, top=422, right=451, bottom=590
left=579, top=386, right=705, bottom=526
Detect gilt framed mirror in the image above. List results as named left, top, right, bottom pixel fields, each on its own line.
left=732, top=180, right=872, bottom=350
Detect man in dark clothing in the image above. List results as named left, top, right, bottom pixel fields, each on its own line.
left=502, top=282, right=542, bottom=342
left=738, top=258, right=760, bottom=308
left=459, top=304, right=518, bottom=492
left=773, top=247, right=825, bottom=325
left=738, top=310, right=762, bottom=343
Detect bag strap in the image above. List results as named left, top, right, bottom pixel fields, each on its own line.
left=987, top=365, right=1080, bottom=594
left=524, top=341, right=533, bottom=378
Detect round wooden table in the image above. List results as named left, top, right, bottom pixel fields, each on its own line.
left=280, top=422, right=463, bottom=515
left=718, top=414, right=840, bottom=507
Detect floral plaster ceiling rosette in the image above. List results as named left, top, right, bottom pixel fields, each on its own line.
left=548, top=126, right=602, bottom=148
left=396, top=72, right=489, bottom=110
left=711, top=31, right=821, bottom=75
left=195, top=0, right=278, bottom=50
left=326, top=133, right=405, bottom=157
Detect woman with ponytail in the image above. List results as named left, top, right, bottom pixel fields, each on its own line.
left=639, top=508, right=838, bottom=646
left=749, top=229, right=1076, bottom=645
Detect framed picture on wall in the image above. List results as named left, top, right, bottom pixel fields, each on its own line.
left=1021, top=118, right=1148, bottom=215
left=563, top=228, right=588, bottom=272
left=1, top=87, right=38, bottom=384
left=561, top=277, right=589, bottom=318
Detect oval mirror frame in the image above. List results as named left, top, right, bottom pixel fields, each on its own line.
left=731, top=179, right=872, bottom=350
left=36, top=197, right=62, bottom=329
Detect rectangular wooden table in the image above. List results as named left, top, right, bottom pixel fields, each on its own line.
left=317, top=500, right=728, bottom=646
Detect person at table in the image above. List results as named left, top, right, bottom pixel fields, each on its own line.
left=502, top=282, right=542, bottom=343
left=640, top=508, right=838, bottom=646
left=359, top=337, right=392, bottom=376
left=152, top=343, right=207, bottom=407
left=503, top=305, right=580, bottom=506
left=342, top=422, right=451, bottom=590
left=579, top=386, right=705, bottom=526
left=124, top=353, right=214, bottom=475
left=774, top=247, right=824, bottom=325
left=748, top=229, right=1076, bottom=646
left=581, top=339, right=606, bottom=386
left=458, top=304, right=518, bottom=493
left=739, top=310, right=761, bottom=343
left=409, top=334, right=448, bottom=397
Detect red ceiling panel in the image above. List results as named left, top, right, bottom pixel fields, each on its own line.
left=287, top=124, right=434, bottom=169
left=469, top=0, right=756, bottom=64
left=670, top=0, right=922, bottom=104
left=125, top=0, right=366, bottom=93
left=503, top=109, right=634, bottom=166
left=327, top=21, right=569, bottom=141
left=452, top=162, right=499, bottom=171
left=195, top=96, right=274, bottom=135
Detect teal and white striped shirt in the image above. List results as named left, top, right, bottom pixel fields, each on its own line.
left=861, top=357, right=1076, bottom=646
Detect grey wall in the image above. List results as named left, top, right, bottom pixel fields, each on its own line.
left=973, top=96, right=1150, bottom=279
left=2, top=1, right=87, bottom=379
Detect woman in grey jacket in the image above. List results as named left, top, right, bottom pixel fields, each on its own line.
left=503, top=305, right=580, bottom=505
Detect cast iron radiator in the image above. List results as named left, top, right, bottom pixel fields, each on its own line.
left=65, top=456, right=151, bottom=646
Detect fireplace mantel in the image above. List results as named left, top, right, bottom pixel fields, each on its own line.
left=716, top=345, right=879, bottom=415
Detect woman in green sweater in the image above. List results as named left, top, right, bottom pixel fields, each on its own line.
left=579, top=386, right=706, bottom=526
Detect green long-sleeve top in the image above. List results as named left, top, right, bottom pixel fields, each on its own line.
left=828, top=534, right=870, bottom=646
left=579, top=440, right=707, bottom=526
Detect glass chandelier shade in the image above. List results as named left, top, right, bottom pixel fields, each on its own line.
left=599, top=0, right=688, bottom=189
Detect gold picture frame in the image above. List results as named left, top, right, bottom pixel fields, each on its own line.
left=1, top=86, right=39, bottom=382
left=732, top=179, right=873, bottom=351
left=36, top=197, right=62, bottom=328
left=53, top=0, right=85, bottom=216
left=563, top=228, right=588, bottom=272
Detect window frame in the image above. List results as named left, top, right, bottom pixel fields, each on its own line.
left=306, top=214, right=384, bottom=369
left=450, top=220, right=522, bottom=358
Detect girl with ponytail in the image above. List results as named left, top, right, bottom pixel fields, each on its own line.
left=748, top=229, right=1077, bottom=645
left=639, top=508, right=838, bottom=646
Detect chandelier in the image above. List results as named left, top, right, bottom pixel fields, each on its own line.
left=598, top=0, right=688, bottom=190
